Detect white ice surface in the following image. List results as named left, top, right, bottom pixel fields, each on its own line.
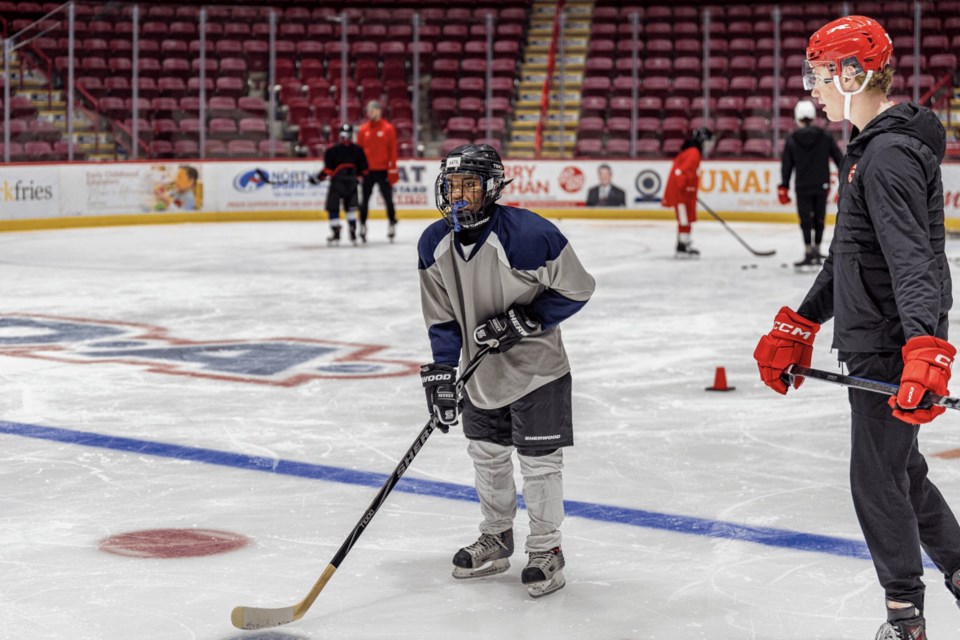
left=2, top=218, right=960, bottom=639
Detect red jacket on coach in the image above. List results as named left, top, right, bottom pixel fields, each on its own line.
left=357, top=118, right=398, bottom=172
left=661, top=146, right=702, bottom=207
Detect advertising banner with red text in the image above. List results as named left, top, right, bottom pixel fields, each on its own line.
left=0, top=159, right=956, bottom=224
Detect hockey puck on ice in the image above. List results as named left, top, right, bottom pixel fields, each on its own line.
left=99, top=528, right=250, bottom=559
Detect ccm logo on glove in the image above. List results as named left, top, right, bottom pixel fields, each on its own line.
left=753, top=307, right=821, bottom=395
left=773, top=321, right=815, bottom=341
left=889, top=335, right=956, bottom=425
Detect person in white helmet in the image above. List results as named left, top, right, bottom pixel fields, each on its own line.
left=778, top=99, right=844, bottom=268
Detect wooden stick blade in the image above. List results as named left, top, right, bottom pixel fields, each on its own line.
left=230, top=607, right=297, bottom=630
left=230, top=564, right=337, bottom=629
left=231, top=604, right=298, bottom=630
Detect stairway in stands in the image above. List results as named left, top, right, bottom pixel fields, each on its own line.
left=8, top=50, right=114, bottom=161
left=507, top=0, right=590, bottom=158
left=946, top=87, right=960, bottom=143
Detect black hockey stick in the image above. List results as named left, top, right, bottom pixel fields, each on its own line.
left=696, top=198, right=777, bottom=257
left=231, top=346, right=492, bottom=630
left=254, top=168, right=325, bottom=186
left=783, top=364, right=960, bottom=410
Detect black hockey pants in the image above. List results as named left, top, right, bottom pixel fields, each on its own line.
left=844, top=351, right=960, bottom=611
left=796, top=189, right=827, bottom=246
left=326, top=178, right=359, bottom=221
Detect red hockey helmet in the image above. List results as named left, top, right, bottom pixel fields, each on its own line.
left=803, top=15, right=893, bottom=90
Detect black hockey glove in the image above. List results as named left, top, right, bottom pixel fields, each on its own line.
left=421, top=363, right=459, bottom=432
left=473, top=305, right=541, bottom=353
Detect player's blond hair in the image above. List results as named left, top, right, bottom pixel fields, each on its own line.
left=851, top=66, right=895, bottom=96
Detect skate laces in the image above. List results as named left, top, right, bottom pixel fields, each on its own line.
left=874, top=620, right=925, bottom=640
left=874, top=625, right=898, bottom=640
left=466, top=532, right=509, bottom=556
left=527, top=548, right=561, bottom=571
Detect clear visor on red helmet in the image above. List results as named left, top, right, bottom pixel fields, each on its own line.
left=802, top=58, right=867, bottom=91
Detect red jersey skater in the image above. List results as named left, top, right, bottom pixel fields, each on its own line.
left=357, top=100, right=399, bottom=243
left=661, top=127, right=713, bottom=257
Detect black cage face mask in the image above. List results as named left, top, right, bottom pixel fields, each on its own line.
left=436, top=172, right=494, bottom=231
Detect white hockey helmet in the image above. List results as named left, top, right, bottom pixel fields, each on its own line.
left=794, top=100, right=817, bottom=125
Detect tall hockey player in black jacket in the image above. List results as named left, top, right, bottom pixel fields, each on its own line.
left=754, top=16, right=960, bottom=640
left=322, top=124, right=368, bottom=246
left=779, top=99, right=844, bottom=267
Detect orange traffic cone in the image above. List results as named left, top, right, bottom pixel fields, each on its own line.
left=706, top=366, right=735, bottom=392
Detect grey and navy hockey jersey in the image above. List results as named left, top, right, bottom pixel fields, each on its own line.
left=418, top=205, right=595, bottom=409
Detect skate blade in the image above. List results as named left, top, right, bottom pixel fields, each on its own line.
left=674, top=253, right=700, bottom=260
left=527, top=570, right=565, bottom=598
left=452, top=558, right=510, bottom=579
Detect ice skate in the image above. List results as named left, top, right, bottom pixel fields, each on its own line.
left=794, top=248, right=817, bottom=269
left=675, top=241, right=700, bottom=259
left=946, top=566, right=960, bottom=604
left=874, top=616, right=925, bottom=640
left=326, top=226, right=341, bottom=246
left=521, top=547, right=565, bottom=598
left=359, top=223, right=367, bottom=244
left=387, top=221, right=396, bottom=243
left=812, top=243, right=825, bottom=264
left=452, top=529, right=513, bottom=579
left=348, top=223, right=358, bottom=247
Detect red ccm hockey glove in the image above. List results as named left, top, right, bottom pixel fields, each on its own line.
left=753, top=307, right=820, bottom=395
left=777, top=185, right=791, bottom=205
left=888, top=336, right=956, bottom=425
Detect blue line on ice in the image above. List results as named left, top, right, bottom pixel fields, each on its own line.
left=0, top=419, right=929, bottom=567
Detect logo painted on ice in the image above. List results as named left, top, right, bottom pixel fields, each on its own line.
left=0, top=314, right=420, bottom=386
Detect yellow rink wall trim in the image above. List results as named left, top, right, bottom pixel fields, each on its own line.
left=3, top=208, right=960, bottom=233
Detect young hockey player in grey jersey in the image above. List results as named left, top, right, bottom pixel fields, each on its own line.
left=417, top=144, right=595, bottom=598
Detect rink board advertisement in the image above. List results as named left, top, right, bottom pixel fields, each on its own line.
left=0, top=165, right=60, bottom=220
left=208, top=162, right=326, bottom=212
left=0, top=159, right=959, bottom=228
left=59, top=163, right=208, bottom=216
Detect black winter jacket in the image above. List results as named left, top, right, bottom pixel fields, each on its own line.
left=780, top=126, right=844, bottom=194
left=797, top=103, right=951, bottom=353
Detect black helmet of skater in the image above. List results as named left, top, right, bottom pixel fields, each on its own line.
left=435, top=144, right=512, bottom=230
